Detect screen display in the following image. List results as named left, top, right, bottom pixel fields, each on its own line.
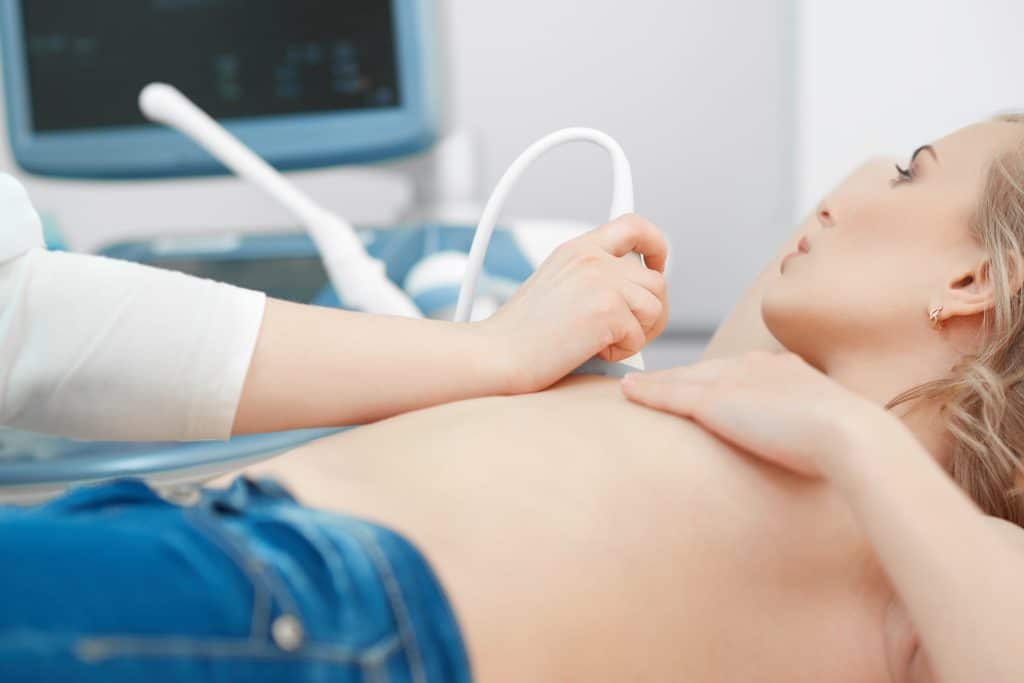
left=147, top=255, right=330, bottom=304
left=20, top=0, right=401, bottom=133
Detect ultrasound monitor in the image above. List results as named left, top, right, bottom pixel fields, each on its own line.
left=0, top=0, right=439, bottom=178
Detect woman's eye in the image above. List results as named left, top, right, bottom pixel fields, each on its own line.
left=892, top=162, right=914, bottom=185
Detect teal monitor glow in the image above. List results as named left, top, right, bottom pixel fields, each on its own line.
left=0, top=0, right=439, bottom=178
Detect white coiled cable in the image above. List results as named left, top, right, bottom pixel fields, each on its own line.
left=454, top=127, right=635, bottom=323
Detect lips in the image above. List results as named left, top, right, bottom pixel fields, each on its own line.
left=780, top=236, right=810, bottom=273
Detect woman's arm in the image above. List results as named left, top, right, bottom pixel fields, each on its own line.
left=826, top=405, right=1024, bottom=683
left=622, top=354, right=1024, bottom=683
left=232, top=214, right=670, bottom=433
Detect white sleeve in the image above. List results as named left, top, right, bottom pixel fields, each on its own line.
left=0, top=248, right=266, bottom=441
left=0, top=174, right=45, bottom=261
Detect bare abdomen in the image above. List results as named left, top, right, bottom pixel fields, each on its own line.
left=238, top=376, right=888, bottom=682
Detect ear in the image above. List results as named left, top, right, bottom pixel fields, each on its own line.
left=940, top=251, right=1024, bottom=323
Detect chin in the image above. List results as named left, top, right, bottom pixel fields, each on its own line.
left=761, top=276, right=817, bottom=357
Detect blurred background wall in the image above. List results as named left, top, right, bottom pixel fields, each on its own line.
left=1, top=1, right=1022, bottom=367
left=796, top=0, right=1024, bottom=215
left=444, top=0, right=796, bottom=340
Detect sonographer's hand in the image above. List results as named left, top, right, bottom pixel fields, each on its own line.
left=482, top=214, right=669, bottom=392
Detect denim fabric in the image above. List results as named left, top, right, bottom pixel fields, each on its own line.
left=0, top=477, right=472, bottom=683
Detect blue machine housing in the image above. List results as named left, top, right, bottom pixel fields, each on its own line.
left=0, top=0, right=440, bottom=178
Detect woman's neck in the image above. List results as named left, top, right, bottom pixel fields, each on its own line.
left=823, top=343, right=958, bottom=464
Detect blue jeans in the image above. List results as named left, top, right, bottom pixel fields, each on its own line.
left=0, top=477, right=472, bottom=682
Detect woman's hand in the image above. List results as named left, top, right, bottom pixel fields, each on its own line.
left=620, top=351, right=890, bottom=477
left=622, top=354, right=1024, bottom=683
left=482, top=214, right=669, bottom=393
left=624, top=354, right=1024, bottom=683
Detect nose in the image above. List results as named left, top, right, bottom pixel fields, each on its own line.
left=816, top=204, right=835, bottom=228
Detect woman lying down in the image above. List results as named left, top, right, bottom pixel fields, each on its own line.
left=10, top=116, right=1024, bottom=683
left=224, top=117, right=1024, bottom=683
left=230, top=116, right=1024, bottom=682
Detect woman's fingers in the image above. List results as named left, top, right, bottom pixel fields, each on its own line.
left=621, top=371, right=705, bottom=416
left=629, top=362, right=727, bottom=386
left=620, top=352, right=869, bottom=479
left=620, top=363, right=724, bottom=414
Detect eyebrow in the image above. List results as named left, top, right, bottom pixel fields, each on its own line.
left=911, top=144, right=938, bottom=165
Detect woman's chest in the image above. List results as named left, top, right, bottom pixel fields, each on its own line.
left=516, top=379, right=895, bottom=681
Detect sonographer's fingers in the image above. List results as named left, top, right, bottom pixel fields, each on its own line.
left=626, top=259, right=668, bottom=299
left=481, top=213, right=671, bottom=392
left=618, top=258, right=669, bottom=339
left=589, top=214, right=669, bottom=272
left=620, top=282, right=664, bottom=338
left=601, top=306, right=647, bottom=362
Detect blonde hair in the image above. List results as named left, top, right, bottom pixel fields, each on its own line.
left=888, top=113, right=1024, bottom=526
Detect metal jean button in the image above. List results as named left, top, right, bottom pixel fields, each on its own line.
left=158, top=485, right=202, bottom=507
left=271, top=614, right=305, bottom=651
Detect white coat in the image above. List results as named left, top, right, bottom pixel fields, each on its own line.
left=0, top=174, right=265, bottom=441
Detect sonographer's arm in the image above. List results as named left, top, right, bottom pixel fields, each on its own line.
left=0, top=171, right=268, bottom=441
left=0, top=211, right=666, bottom=441
left=0, top=248, right=267, bottom=441
left=231, top=215, right=669, bottom=434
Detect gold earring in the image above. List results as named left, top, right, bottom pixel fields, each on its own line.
left=929, top=305, right=944, bottom=330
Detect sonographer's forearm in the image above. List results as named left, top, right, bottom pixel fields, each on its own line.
left=231, top=298, right=513, bottom=434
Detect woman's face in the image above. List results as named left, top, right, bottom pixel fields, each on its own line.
left=762, top=121, right=1024, bottom=363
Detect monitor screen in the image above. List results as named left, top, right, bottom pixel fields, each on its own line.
left=147, top=254, right=330, bottom=304
left=20, top=0, right=402, bottom=133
